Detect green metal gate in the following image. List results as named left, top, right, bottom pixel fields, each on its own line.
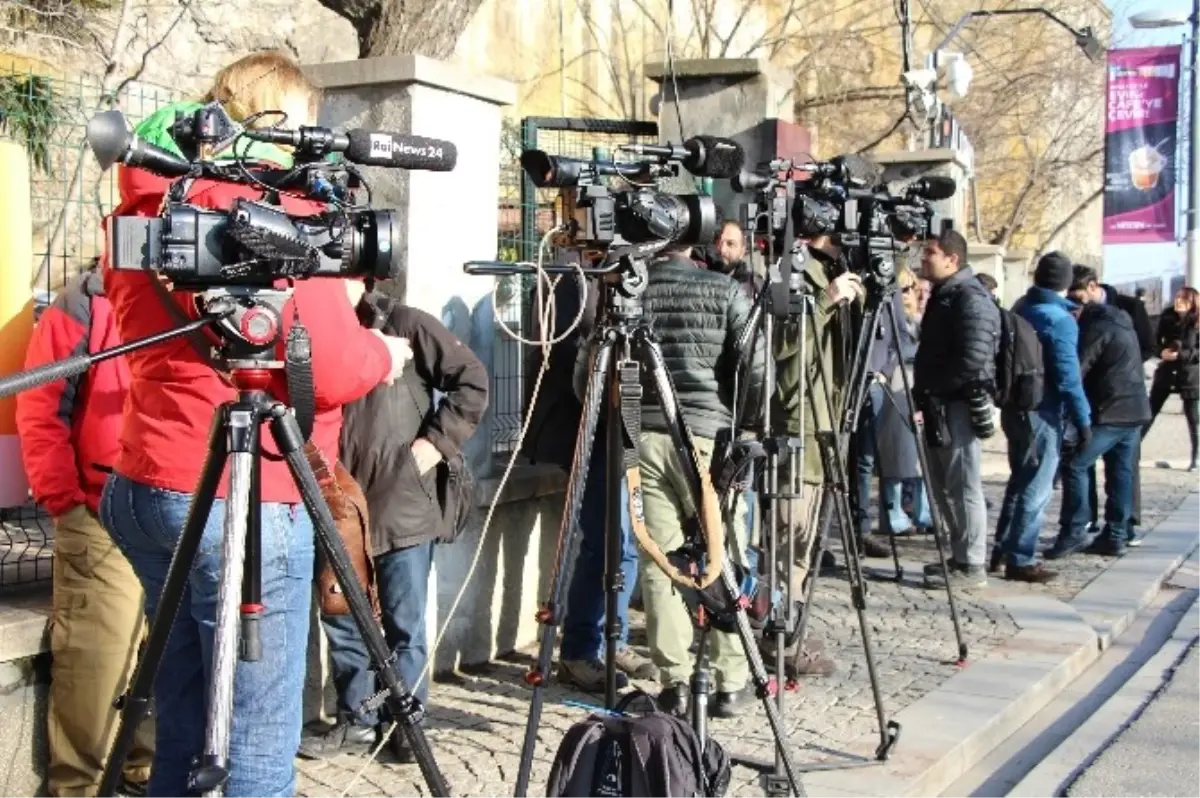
left=491, top=117, right=659, bottom=459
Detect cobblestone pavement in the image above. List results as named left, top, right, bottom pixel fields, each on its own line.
left=295, top=412, right=1197, bottom=797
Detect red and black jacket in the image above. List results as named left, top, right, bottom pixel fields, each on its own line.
left=15, top=271, right=130, bottom=516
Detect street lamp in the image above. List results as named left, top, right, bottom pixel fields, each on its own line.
left=904, top=8, right=1104, bottom=147
left=1130, top=2, right=1200, bottom=290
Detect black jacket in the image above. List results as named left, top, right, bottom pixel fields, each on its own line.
left=1102, top=283, right=1155, bottom=362
left=341, top=295, right=489, bottom=555
left=1154, top=307, right=1200, bottom=398
left=696, top=248, right=762, bottom=301
left=520, top=274, right=599, bottom=469
left=1078, top=302, right=1151, bottom=427
left=574, top=254, right=766, bottom=443
left=914, top=266, right=1001, bottom=399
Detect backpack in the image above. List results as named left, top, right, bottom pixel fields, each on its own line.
left=995, top=307, right=1045, bottom=412
left=546, top=691, right=731, bottom=797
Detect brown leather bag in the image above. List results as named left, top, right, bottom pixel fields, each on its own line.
left=305, top=442, right=379, bottom=617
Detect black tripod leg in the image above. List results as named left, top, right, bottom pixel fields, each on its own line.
left=270, top=409, right=450, bottom=798
left=98, top=409, right=230, bottom=798
left=820, top=434, right=900, bottom=762
left=514, top=337, right=612, bottom=797
left=881, top=306, right=969, bottom=664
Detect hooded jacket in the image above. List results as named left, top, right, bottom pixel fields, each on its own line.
left=1101, top=283, right=1155, bottom=362
left=15, top=271, right=130, bottom=516
left=102, top=101, right=392, bottom=502
left=1077, top=302, right=1151, bottom=427
left=1017, top=286, right=1091, bottom=431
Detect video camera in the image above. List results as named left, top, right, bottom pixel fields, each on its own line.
left=87, top=103, right=458, bottom=290
left=518, top=135, right=745, bottom=253
left=735, top=153, right=956, bottom=290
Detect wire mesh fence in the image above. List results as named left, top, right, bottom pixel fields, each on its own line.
left=490, top=116, right=659, bottom=459
left=0, top=67, right=177, bottom=586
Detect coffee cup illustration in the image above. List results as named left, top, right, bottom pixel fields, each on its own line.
left=1129, top=145, right=1167, bottom=191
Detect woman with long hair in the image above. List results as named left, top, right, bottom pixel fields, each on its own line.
left=875, top=266, right=933, bottom=534
left=1146, top=285, right=1199, bottom=471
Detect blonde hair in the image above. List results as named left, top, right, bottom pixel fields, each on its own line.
left=202, top=51, right=319, bottom=126
left=897, top=266, right=917, bottom=288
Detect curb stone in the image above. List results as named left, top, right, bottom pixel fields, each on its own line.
left=789, top=490, right=1199, bottom=798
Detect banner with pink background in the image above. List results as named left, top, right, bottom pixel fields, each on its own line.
left=1103, top=46, right=1181, bottom=244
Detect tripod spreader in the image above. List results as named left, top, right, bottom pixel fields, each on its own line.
left=0, top=312, right=228, bottom=400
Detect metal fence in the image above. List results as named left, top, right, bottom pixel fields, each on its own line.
left=490, top=116, right=659, bottom=458
left=0, top=68, right=177, bottom=586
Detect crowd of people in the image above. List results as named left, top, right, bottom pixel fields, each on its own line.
left=10, top=48, right=1200, bottom=798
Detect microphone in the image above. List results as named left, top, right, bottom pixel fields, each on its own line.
left=906, top=175, right=957, bottom=201
left=623, top=135, right=745, bottom=179
left=116, top=137, right=194, bottom=177
left=345, top=130, right=457, bottom=172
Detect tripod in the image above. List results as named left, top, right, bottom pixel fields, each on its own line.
left=467, top=250, right=804, bottom=797
left=0, top=287, right=450, bottom=798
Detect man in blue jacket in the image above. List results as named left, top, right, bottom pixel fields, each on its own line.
left=994, top=253, right=1091, bottom=580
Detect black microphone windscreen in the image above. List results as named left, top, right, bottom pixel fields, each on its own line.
left=686, top=135, right=744, bottom=179
left=913, top=175, right=957, bottom=201
left=346, top=130, right=457, bottom=171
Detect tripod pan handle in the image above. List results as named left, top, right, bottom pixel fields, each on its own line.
left=0, top=354, right=89, bottom=398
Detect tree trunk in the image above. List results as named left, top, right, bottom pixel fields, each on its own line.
left=317, top=0, right=485, bottom=59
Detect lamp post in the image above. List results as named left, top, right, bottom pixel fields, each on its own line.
left=1130, top=2, right=1200, bottom=290
left=904, top=8, right=1104, bottom=148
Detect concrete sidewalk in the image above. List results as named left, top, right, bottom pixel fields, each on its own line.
left=797, top=491, right=1200, bottom=798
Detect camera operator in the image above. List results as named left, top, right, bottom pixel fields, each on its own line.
left=97, top=52, right=412, bottom=797
left=578, top=240, right=766, bottom=718
left=15, top=264, right=155, bottom=797
left=772, top=234, right=875, bottom=678
left=521, top=272, right=658, bottom=692
left=914, top=229, right=1000, bottom=590
left=300, top=282, right=488, bottom=762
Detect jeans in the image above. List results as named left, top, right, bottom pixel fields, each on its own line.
left=880, top=478, right=931, bottom=533
left=560, top=438, right=638, bottom=661
left=995, top=410, right=1061, bottom=568
left=926, top=400, right=988, bottom=568
left=100, top=474, right=313, bottom=797
left=322, top=542, right=434, bottom=727
left=1058, top=425, right=1141, bottom=549
left=854, top=382, right=887, bottom=536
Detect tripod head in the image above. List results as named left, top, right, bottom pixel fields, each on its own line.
left=0, top=284, right=301, bottom=401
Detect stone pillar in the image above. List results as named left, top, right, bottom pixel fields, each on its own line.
left=299, top=56, right=525, bottom=716
left=644, top=58, right=802, bottom=221
left=303, top=55, right=516, bottom=479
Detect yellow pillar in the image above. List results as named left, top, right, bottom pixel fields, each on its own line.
left=0, top=139, right=34, bottom=507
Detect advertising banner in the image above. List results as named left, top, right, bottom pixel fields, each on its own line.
left=1103, top=46, right=1182, bottom=244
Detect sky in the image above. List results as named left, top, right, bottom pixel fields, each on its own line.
left=1102, top=0, right=1192, bottom=285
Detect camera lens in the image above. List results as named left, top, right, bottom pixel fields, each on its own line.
left=966, top=388, right=996, bottom=439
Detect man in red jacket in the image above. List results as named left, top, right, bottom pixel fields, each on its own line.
left=15, top=266, right=155, bottom=796
left=96, top=52, right=411, bottom=797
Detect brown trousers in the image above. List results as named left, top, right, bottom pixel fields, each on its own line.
left=49, top=506, right=154, bottom=797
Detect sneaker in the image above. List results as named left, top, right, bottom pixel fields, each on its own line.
left=558, top=658, right=629, bottom=692
left=1085, top=536, right=1126, bottom=558
left=1004, top=563, right=1058, bottom=583
left=1044, top=536, right=1090, bottom=560
left=924, top=564, right=987, bottom=589
left=1126, top=531, right=1143, bottom=548
left=614, top=647, right=659, bottom=680
left=858, top=534, right=890, bottom=558
left=924, top=558, right=960, bottom=575
left=297, top=720, right=375, bottom=760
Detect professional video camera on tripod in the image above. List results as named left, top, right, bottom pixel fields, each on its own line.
left=717, top=153, right=972, bottom=790
left=464, top=136, right=806, bottom=797
left=0, top=101, right=458, bottom=798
